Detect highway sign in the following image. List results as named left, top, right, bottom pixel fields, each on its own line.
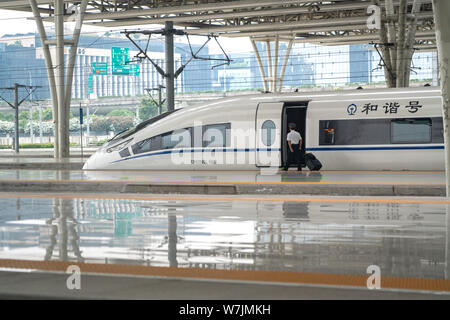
left=88, top=74, right=93, bottom=94
left=129, top=64, right=140, bottom=77
left=111, top=47, right=130, bottom=75
left=92, top=62, right=108, bottom=75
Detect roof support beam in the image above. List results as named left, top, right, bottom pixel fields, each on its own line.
left=0, top=0, right=72, bottom=8
left=85, top=2, right=371, bottom=27
left=79, top=0, right=307, bottom=21
left=185, top=17, right=370, bottom=35
left=222, top=25, right=371, bottom=38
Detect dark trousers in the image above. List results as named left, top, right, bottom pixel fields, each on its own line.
left=284, top=144, right=302, bottom=170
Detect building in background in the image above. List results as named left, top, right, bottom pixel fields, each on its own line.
left=349, top=44, right=370, bottom=84
left=0, top=32, right=213, bottom=101
left=0, top=32, right=439, bottom=103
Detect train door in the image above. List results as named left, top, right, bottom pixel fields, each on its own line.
left=255, top=102, right=283, bottom=167
left=282, top=103, right=308, bottom=167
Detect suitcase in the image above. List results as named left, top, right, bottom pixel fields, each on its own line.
left=304, top=153, right=322, bottom=171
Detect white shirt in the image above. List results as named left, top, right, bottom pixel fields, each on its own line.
left=287, top=130, right=302, bottom=144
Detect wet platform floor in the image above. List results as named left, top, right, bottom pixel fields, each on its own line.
left=0, top=192, right=449, bottom=298
left=0, top=169, right=445, bottom=184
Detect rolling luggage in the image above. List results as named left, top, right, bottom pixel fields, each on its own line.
left=304, top=153, right=322, bottom=171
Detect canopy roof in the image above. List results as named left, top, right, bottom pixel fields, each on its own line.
left=0, top=0, right=436, bottom=48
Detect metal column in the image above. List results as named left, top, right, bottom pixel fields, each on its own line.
left=65, top=0, right=89, bottom=108
left=251, top=37, right=294, bottom=93
left=165, top=21, right=175, bottom=112
left=278, top=38, right=294, bottom=91
left=250, top=39, right=268, bottom=92
left=29, top=0, right=59, bottom=158
left=266, top=41, right=273, bottom=92
left=396, top=0, right=407, bottom=87
left=433, top=0, right=450, bottom=196
left=158, top=85, right=163, bottom=115
left=30, top=0, right=88, bottom=159
left=14, top=83, right=19, bottom=153
left=55, top=0, right=69, bottom=158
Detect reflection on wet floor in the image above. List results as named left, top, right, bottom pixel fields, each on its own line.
left=0, top=169, right=445, bottom=184
left=0, top=196, right=449, bottom=281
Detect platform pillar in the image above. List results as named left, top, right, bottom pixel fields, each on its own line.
left=250, top=37, right=294, bottom=93
left=29, top=0, right=88, bottom=159
left=55, top=0, right=68, bottom=158
left=165, top=21, right=175, bottom=112
left=433, top=0, right=450, bottom=196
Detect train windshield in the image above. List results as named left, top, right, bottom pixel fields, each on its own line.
left=108, top=109, right=180, bottom=143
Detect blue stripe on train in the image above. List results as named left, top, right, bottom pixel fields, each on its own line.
left=306, top=145, right=445, bottom=152
left=112, top=145, right=444, bottom=164
left=112, top=147, right=281, bottom=163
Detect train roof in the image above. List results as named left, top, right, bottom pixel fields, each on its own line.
left=182, top=86, right=442, bottom=111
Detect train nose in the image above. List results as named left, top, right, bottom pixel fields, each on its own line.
left=83, top=152, right=98, bottom=170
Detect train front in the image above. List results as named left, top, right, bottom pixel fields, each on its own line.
left=83, top=136, right=133, bottom=170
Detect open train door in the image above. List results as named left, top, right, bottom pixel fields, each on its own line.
left=255, top=102, right=283, bottom=168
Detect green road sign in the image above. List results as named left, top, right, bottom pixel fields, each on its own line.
left=88, top=74, right=93, bottom=94
left=129, top=64, right=140, bottom=77
left=111, top=47, right=141, bottom=76
left=92, top=62, right=108, bottom=75
left=112, top=47, right=130, bottom=75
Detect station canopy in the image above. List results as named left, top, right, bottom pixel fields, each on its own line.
left=0, top=0, right=436, bottom=49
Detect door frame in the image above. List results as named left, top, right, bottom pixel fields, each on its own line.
left=255, top=102, right=283, bottom=167
left=281, top=103, right=309, bottom=166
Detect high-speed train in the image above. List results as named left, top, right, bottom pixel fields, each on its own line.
left=83, top=86, right=445, bottom=171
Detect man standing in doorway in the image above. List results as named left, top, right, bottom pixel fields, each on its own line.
left=283, top=123, right=303, bottom=171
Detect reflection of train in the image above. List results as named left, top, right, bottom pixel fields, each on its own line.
left=83, top=87, right=444, bottom=170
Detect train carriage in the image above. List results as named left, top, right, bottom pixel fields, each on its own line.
left=83, top=86, right=444, bottom=171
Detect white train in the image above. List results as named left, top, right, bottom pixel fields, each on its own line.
left=83, top=86, right=445, bottom=171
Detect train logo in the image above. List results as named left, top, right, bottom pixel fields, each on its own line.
left=347, top=104, right=358, bottom=115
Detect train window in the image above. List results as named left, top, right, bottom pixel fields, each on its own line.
left=161, top=128, right=192, bottom=149
left=261, top=120, right=276, bottom=146
left=119, top=148, right=131, bottom=158
left=391, top=118, right=432, bottom=144
left=319, top=118, right=442, bottom=146
left=131, top=137, right=152, bottom=155
left=432, top=118, right=445, bottom=143
left=203, top=123, right=231, bottom=148
left=321, top=121, right=335, bottom=145
left=319, top=119, right=391, bottom=145
left=107, top=109, right=179, bottom=145
left=106, top=138, right=133, bottom=153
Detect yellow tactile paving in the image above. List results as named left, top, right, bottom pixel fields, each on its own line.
left=0, top=178, right=445, bottom=186
left=0, top=259, right=449, bottom=293
left=0, top=193, right=450, bottom=205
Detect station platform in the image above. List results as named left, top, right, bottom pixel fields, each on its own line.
left=0, top=168, right=445, bottom=197
left=0, top=192, right=449, bottom=299
left=0, top=149, right=94, bottom=170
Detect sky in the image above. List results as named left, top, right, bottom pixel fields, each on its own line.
left=0, top=9, right=253, bottom=54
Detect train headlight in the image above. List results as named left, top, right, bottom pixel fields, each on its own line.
left=106, top=139, right=132, bottom=153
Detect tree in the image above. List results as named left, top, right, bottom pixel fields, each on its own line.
left=107, top=109, right=135, bottom=117
left=139, top=98, right=159, bottom=121
left=19, top=111, right=30, bottom=121
left=90, top=116, right=134, bottom=134
left=0, top=120, right=14, bottom=135
left=42, top=108, right=53, bottom=121
left=109, top=116, right=134, bottom=132
left=90, top=117, right=112, bottom=134
left=0, top=112, right=14, bottom=122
